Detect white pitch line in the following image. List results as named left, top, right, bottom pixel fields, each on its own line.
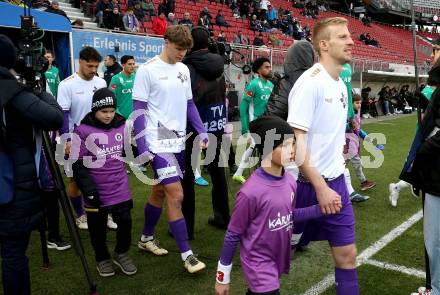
left=364, top=259, right=426, bottom=279
left=301, top=210, right=423, bottom=295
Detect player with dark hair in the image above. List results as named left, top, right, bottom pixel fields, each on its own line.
left=57, top=46, right=117, bottom=230
left=110, top=55, right=136, bottom=120
left=132, top=25, right=208, bottom=273
left=232, top=57, right=273, bottom=184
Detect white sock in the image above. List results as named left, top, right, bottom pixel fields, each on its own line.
left=181, top=250, right=193, bottom=261
left=194, top=168, right=201, bottom=179
left=234, top=146, right=254, bottom=177
left=141, top=235, right=153, bottom=242
left=344, top=168, right=355, bottom=195
left=396, top=180, right=410, bottom=192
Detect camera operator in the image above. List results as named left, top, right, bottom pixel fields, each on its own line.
left=0, top=34, right=63, bottom=295
left=182, top=27, right=230, bottom=238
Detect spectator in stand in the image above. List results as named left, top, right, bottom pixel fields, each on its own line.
left=179, top=12, right=194, bottom=29
left=167, top=12, right=178, bottom=26
left=166, top=0, right=175, bottom=14
left=104, top=6, right=125, bottom=31
left=266, top=4, right=277, bottom=27
left=45, top=1, right=69, bottom=19
left=133, top=2, right=146, bottom=23
left=239, top=0, right=249, bottom=18
left=123, top=7, right=140, bottom=32
left=200, top=7, right=213, bottom=20
left=216, top=10, right=230, bottom=27
left=280, top=14, right=293, bottom=36
left=262, top=19, right=276, bottom=32
left=361, top=15, right=371, bottom=27
left=96, top=0, right=113, bottom=28
left=379, top=86, right=391, bottom=115
left=268, top=32, right=282, bottom=46
left=152, top=12, right=168, bottom=35
left=250, top=14, right=259, bottom=31
left=233, top=30, right=249, bottom=44
left=141, top=0, right=156, bottom=20
left=303, top=24, right=311, bottom=40
left=277, top=6, right=284, bottom=18
left=253, top=33, right=265, bottom=46
left=361, top=86, right=372, bottom=118
left=111, top=0, right=120, bottom=10
left=198, top=14, right=213, bottom=31
left=72, top=19, right=84, bottom=27
left=259, top=0, right=269, bottom=20
left=230, top=0, right=238, bottom=12
left=218, top=31, right=227, bottom=42
left=157, top=0, right=168, bottom=16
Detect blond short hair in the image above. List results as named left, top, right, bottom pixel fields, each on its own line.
left=164, top=25, right=193, bottom=49
left=312, top=17, right=348, bottom=56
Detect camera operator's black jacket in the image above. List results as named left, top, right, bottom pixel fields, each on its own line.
left=0, top=67, right=63, bottom=236
left=104, top=62, right=123, bottom=86
left=183, top=49, right=226, bottom=136
left=264, top=40, right=314, bottom=120
left=401, top=63, right=440, bottom=196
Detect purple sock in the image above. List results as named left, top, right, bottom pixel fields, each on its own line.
left=335, top=268, right=359, bottom=295
left=169, top=218, right=190, bottom=253
left=70, top=195, right=84, bottom=217
left=142, top=203, right=162, bottom=236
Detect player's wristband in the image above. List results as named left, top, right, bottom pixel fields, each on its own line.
left=216, top=261, right=232, bottom=285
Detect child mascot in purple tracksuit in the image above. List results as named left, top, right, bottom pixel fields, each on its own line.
left=72, top=88, right=137, bottom=277
left=215, top=116, right=341, bottom=295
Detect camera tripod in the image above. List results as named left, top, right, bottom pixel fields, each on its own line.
left=41, top=131, right=99, bottom=295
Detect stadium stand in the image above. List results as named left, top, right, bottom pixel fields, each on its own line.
left=30, top=0, right=436, bottom=69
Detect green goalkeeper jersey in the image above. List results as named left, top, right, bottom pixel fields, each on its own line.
left=240, top=77, right=274, bottom=134
left=110, top=71, right=135, bottom=119
left=340, top=63, right=354, bottom=120
left=45, top=66, right=60, bottom=98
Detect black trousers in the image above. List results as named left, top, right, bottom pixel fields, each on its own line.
left=41, top=190, right=61, bottom=241
left=86, top=200, right=133, bottom=262
left=182, top=133, right=230, bottom=238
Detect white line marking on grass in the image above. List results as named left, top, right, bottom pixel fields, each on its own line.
left=364, top=259, right=426, bottom=279
left=301, top=210, right=423, bottom=295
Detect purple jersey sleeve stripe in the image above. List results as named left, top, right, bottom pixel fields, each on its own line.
left=60, top=110, right=69, bottom=135
left=187, top=99, right=208, bottom=141
left=293, top=204, right=322, bottom=223
left=133, top=100, right=149, bottom=155
left=219, top=230, right=241, bottom=266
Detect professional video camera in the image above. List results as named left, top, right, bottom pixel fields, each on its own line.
left=14, top=6, right=100, bottom=295
left=14, top=14, right=48, bottom=93
left=203, top=31, right=252, bottom=74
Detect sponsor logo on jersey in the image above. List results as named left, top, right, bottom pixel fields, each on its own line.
left=268, top=211, right=293, bottom=232
left=115, top=133, right=123, bottom=141
left=246, top=90, right=253, bottom=97
left=177, top=72, right=188, bottom=83
left=310, top=68, right=321, bottom=77
left=111, top=84, right=117, bottom=89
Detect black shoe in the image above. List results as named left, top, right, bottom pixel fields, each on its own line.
left=47, top=238, right=72, bottom=251
left=208, top=217, right=228, bottom=229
